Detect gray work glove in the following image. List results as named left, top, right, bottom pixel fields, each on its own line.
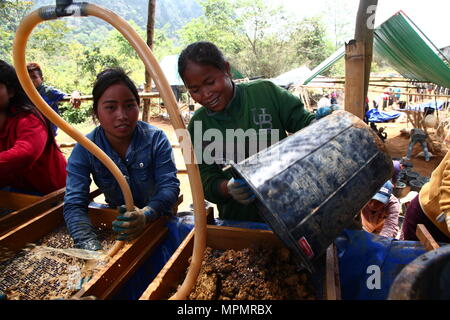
left=227, top=178, right=256, bottom=205
left=112, top=205, right=159, bottom=241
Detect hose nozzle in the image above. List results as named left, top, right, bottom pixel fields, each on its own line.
left=39, top=1, right=88, bottom=20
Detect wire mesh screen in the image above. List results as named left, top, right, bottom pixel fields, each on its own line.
left=0, top=225, right=116, bottom=300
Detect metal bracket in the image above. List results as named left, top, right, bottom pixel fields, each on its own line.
left=39, top=1, right=88, bottom=20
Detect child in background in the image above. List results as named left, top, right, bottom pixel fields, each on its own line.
left=0, top=60, right=67, bottom=195
left=361, top=180, right=401, bottom=238
left=27, top=62, right=81, bottom=136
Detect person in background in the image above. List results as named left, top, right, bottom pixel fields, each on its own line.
left=178, top=41, right=334, bottom=222
left=401, top=147, right=450, bottom=243
left=392, top=160, right=406, bottom=188
left=27, top=62, right=81, bottom=136
left=361, top=180, right=400, bottom=238
left=382, top=91, right=389, bottom=111
left=317, top=94, right=331, bottom=110
left=0, top=60, right=67, bottom=195
left=404, top=127, right=430, bottom=162
left=394, top=87, right=401, bottom=105
left=330, top=92, right=337, bottom=105
left=63, top=68, right=180, bottom=251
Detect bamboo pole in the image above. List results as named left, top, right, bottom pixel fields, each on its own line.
left=344, top=40, right=366, bottom=119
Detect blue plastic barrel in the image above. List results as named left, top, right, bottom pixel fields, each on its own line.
left=227, top=110, right=393, bottom=272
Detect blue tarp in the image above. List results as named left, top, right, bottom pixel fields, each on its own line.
left=366, top=108, right=401, bottom=123
left=112, top=216, right=427, bottom=300
left=403, top=100, right=445, bottom=112
left=335, top=229, right=426, bottom=300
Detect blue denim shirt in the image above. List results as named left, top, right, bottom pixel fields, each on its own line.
left=37, top=84, right=66, bottom=136
left=63, top=121, right=180, bottom=246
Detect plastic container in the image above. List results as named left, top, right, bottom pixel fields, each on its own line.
left=409, top=179, right=424, bottom=192
left=416, top=176, right=430, bottom=184
left=226, top=110, right=393, bottom=273
left=406, top=171, right=420, bottom=183
left=389, top=245, right=450, bottom=299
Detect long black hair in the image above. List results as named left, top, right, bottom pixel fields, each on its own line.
left=0, top=60, right=36, bottom=116
left=178, top=41, right=229, bottom=80
left=91, top=67, right=140, bottom=120
left=0, top=60, right=55, bottom=146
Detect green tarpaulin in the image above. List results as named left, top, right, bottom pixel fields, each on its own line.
left=373, top=11, right=450, bottom=88
left=303, top=11, right=450, bottom=88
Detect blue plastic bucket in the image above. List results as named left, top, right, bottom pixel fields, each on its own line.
left=227, top=110, right=393, bottom=272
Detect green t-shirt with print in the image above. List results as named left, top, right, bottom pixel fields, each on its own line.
left=187, top=79, right=315, bottom=222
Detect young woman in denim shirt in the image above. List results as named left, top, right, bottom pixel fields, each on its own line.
left=63, top=68, right=180, bottom=251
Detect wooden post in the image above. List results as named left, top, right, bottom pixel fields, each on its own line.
left=416, top=224, right=440, bottom=251
left=344, top=0, right=378, bottom=120
left=142, top=0, right=156, bottom=123
left=344, top=40, right=365, bottom=119
left=354, top=0, right=378, bottom=103
left=325, top=243, right=341, bottom=300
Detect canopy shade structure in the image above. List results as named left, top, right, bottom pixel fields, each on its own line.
left=302, top=11, right=450, bottom=88
left=270, top=66, right=311, bottom=87
left=302, top=46, right=345, bottom=85
left=373, top=11, right=450, bottom=88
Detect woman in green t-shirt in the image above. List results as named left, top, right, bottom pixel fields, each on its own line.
left=178, top=41, right=332, bottom=222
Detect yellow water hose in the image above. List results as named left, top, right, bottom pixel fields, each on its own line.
left=12, top=3, right=206, bottom=300
left=13, top=10, right=130, bottom=259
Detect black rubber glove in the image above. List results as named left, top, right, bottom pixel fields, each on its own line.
left=75, top=238, right=102, bottom=251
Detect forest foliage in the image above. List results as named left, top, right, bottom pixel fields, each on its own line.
left=0, top=0, right=362, bottom=123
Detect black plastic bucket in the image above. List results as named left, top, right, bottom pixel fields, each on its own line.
left=406, top=171, right=420, bottom=183
left=409, top=179, right=424, bottom=192
left=226, top=110, right=393, bottom=272
left=416, top=176, right=430, bottom=185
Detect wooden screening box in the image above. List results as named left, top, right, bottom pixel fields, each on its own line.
left=0, top=188, right=103, bottom=237
left=140, top=224, right=341, bottom=300
left=0, top=193, right=183, bottom=300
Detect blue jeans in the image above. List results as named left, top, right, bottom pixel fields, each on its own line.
left=406, top=138, right=430, bottom=161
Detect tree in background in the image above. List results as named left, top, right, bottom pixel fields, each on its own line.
left=0, top=0, right=33, bottom=62
left=1, top=0, right=343, bottom=123
left=178, top=0, right=242, bottom=54
left=322, top=0, right=356, bottom=50
left=142, top=0, right=156, bottom=123
left=288, top=16, right=334, bottom=70
left=179, top=0, right=332, bottom=79
left=232, top=0, right=288, bottom=78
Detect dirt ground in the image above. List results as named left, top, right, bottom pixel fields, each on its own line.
left=56, top=108, right=444, bottom=214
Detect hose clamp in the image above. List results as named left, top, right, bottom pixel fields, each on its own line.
left=39, top=2, right=89, bottom=20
